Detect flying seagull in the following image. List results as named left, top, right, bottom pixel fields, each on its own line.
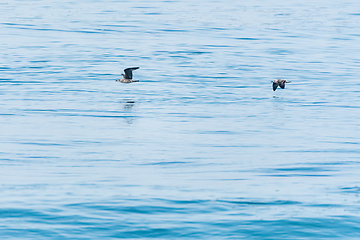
left=272, top=79, right=291, bottom=91
left=116, top=67, right=140, bottom=83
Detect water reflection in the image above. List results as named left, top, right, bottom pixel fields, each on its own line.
left=122, top=99, right=136, bottom=124
left=272, top=95, right=285, bottom=111
left=123, top=99, right=136, bottom=110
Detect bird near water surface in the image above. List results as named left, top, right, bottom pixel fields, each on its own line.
left=116, top=67, right=140, bottom=83
left=272, top=79, right=291, bottom=91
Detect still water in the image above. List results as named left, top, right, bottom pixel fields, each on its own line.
left=1, top=0, right=360, bottom=238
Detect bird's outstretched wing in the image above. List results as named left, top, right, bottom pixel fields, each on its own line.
left=124, top=67, right=139, bottom=79
left=279, top=80, right=286, bottom=89
left=273, top=81, right=279, bottom=91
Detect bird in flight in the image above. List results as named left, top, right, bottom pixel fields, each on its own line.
left=116, top=67, right=140, bottom=83
left=272, top=79, right=291, bottom=91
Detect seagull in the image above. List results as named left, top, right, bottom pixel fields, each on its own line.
left=272, top=79, right=291, bottom=91
left=116, top=67, right=140, bottom=83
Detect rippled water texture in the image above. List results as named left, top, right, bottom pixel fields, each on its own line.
left=1, top=0, right=360, bottom=238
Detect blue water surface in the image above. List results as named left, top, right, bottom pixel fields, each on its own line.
left=1, top=0, right=360, bottom=239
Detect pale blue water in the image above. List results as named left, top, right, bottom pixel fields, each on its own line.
left=1, top=0, right=360, bottom=239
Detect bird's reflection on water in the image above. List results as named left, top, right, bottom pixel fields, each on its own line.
left=122, top=99, right=136, bottom=124
left=123, top=99, right=136, bottom=110
left=272, top=95, right=285, bottom=111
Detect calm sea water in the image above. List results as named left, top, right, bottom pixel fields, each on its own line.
left=1, top=0, right=360, bottom=239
